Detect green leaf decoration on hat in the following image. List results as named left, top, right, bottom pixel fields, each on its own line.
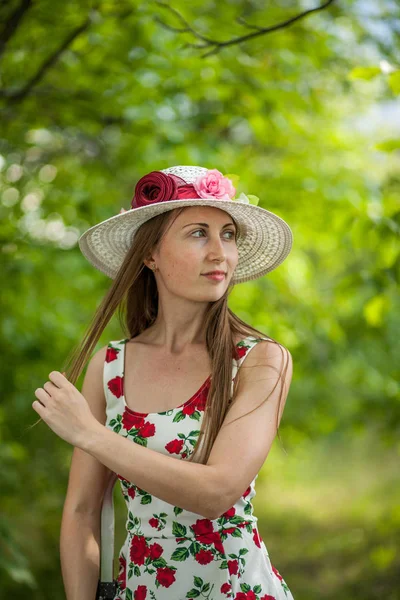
left=233, top=192, right=260, bottom=206
left=247, top=194, right=259, bottom=206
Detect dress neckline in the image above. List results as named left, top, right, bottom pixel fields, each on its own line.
left=120, top=335, right=256, bottom=416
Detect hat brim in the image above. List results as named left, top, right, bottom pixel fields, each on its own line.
left=78, top=198, right=293, bottom=284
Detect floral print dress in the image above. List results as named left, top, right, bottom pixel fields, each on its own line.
left=104, top=335, right=294, bottom=600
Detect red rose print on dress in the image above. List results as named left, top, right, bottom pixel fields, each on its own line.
left=149, top=517, right=158, bottom=529
left=235, top=345, right=248, bottom=359
left=139, top=421, right=156, bottom=438
left=181, top=380, right=210, bottom=415
left=195, top=549, right=214, bottom=565
left=130, top=535, right=150, bottom=566
left=261, top=596, right=277, bottom=600
left=228, top=559, right=239, bottom=575
left=195, top=382, right=210, bottom=411
left=117, top=554, right=126, bottom=591
left=243, top=485, right=251, bottom=498
left=105, top=346, right=119, bottom=362
left=235, top=592, right=257, bottom=600
left=253, top=527, right=262, bottom=548
left=165, top=438, right=184, bottom=454
left=149, top=542, right=163, bottom=560
left=191, top=519, right=216, bottom=544
left=272, top=565, right=283, bottom=581
left=213, top=536, right=224, bottom=554
left=122, top=411, right=145, bottom=432
left=191, top=518, right=224, bottom=553
left=134, top=584, right=147, bottom=600
left=182, top=402, right=197, bottom=416
left=221, top=582, right=232, bottom=595
left=155, top=566, right=176, bottom=588
left=108, top=375, right=123, bottom=398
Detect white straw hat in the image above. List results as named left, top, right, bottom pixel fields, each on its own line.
left=78, top=165, right=293, bottom=285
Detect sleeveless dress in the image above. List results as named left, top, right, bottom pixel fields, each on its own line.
left=104, top=335, right=294, bottom=600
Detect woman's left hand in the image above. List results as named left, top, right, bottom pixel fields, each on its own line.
left=33, top=371, right=98, bottom=448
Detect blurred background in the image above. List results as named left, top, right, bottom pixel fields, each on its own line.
left=0, top=1, right=399, bottom=598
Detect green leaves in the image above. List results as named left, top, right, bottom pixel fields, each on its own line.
left=0, top=3, right=399, bottom=599
left=388, top=70, right=400, bottom=94
left=348, top=66, right=382, bottom=80
left=348, top=64, right=400, bottom=95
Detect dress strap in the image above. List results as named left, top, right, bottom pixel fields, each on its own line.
left=103, top=339, right=126, bottom=412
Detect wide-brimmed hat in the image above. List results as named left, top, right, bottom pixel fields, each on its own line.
left=78, top=165, right=293, bottom=284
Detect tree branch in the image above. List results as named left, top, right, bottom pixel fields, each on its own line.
left=155, top=0, right=337, bottom=58
left=0, top=12, right=94, bottom=103
left=0, top=0, right=33, bottom=60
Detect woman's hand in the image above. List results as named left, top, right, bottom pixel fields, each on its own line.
left=32, top=371, right=99, bottom=448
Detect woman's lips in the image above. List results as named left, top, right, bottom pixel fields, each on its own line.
left=202, top=273, right=226, bottom=281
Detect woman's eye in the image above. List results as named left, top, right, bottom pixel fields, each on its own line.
left=192, top=229, right=235, bottom=239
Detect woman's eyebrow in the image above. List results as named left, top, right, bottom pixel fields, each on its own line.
left=182, top=222, right=236, bottom=229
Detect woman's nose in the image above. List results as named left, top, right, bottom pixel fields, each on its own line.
left=207, top=235, right=226, bottom=259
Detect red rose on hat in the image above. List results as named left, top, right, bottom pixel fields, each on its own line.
left=132, top=171, right=177, bottom=208
left=131, top=171, right=201, bottom=208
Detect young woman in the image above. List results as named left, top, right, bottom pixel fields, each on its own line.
left=31, top=166, right=294, bottom=600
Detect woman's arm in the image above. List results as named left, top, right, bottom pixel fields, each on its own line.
left=60, top=347, right=114, bottom=600
left=60, top=511, right=101, bottom=600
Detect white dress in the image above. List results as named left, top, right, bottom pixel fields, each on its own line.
left=103, top=335, right=294, bottom=600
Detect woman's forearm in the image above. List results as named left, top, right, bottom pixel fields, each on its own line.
left=81, top=423, right=220, bottom=519
left=60, top=510, right=101, bottom=600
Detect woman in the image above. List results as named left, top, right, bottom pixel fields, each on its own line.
left=31, top=165, right=294, bottom=600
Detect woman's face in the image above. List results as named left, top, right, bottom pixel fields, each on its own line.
left=149, top=205, right=239, bottom=301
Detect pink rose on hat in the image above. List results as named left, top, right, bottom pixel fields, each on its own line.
left=193, top=169, right=236, bottom=201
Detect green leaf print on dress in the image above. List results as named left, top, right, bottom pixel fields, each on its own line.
left=104, top=336, right=295, bottom=600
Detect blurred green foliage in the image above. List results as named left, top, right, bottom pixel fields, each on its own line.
left=0, top=0, right=399, bottom=598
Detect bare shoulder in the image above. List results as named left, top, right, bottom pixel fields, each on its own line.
left=80, top=344, right=110, bottom=423
left=236, top=334, right=292, bottom=374
left=235, top=336, right=293, bottom=404
left=85, top=343, right=109, bottom=372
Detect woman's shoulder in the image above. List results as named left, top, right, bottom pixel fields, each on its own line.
left=233, top=334, right=293, bottom=400
left=234, top=331, right=291, bottom=361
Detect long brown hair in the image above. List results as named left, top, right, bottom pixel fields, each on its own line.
left=27, top=207, right=290, bottom=464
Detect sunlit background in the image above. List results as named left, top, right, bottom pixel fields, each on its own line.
left=1, top=1, right=399, bottom=599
